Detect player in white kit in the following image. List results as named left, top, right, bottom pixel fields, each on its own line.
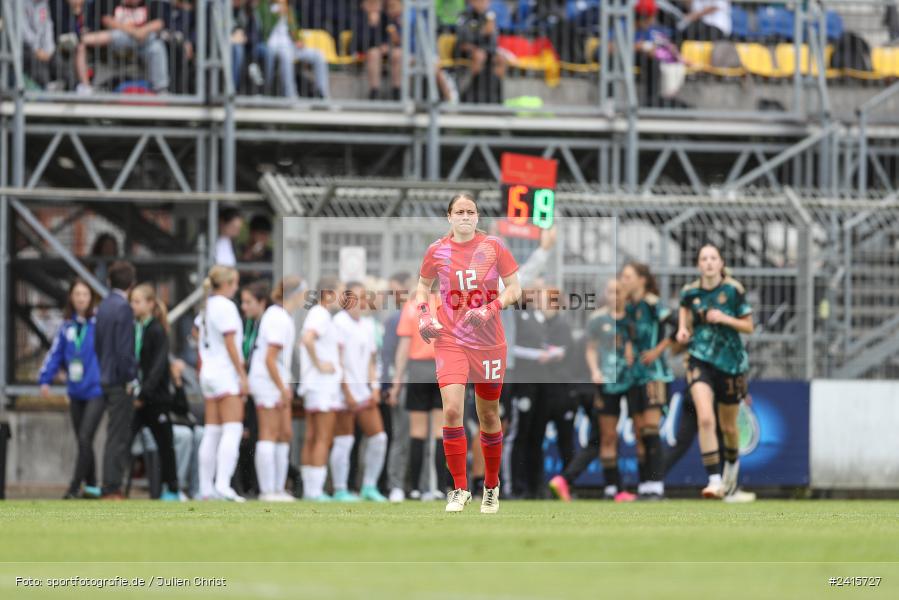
left=195, top=266, right=248, bottom=502
left=330, top=282, right=389, bottom=503
left=299, top=276, right=344, bottom=501
left=247, top=279, right=298, bottom=502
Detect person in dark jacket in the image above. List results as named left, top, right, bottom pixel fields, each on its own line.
left=38, top=278, right=104, bottom=499
left=129, top=283, right=181, bottom=500
left=94, top=260, right=138, bottom=499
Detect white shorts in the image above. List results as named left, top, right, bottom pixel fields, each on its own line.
left=338, top=392, right=375, bottom=413
left=253, top=393, right=285, bottom=409
left=302, top=389, right=342, bottom=413
left=200, top=369, right=240, bottom=400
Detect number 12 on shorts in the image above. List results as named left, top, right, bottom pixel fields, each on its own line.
left=483, top=359, right=502, bottom=380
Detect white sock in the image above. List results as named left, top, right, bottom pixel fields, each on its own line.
left=300, top=465, right=312, bottom=499
left=275, top=442, right=290, bottom=493
left=708, top=473, right=722, bottom=486
left=255, top=440, right=276, bottom=495
left=311, top=465, right=328, bottom=498
left=329, top=435, right=355, bottom=493
left=362, top=432, right=388, bottom=488
left=603, top=485, right=618, bottom=497
left=214, top=422, right=243, bottom=495
left=197, top=424, right=222, bottom=499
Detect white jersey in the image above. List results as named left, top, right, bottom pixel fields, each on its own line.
left=299, top=304, right=342, bottom=396
left=248, top=304, right=296, bottom=402
left=197, top=294, right=243, bottom=397
left=333, top=311, right=377, bottom=404
left=214, top=237, right=236, bottom=266
left=692, top=0, right=732, bottom=36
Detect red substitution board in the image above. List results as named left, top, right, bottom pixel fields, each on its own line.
left=498, top=153, right=558, bottom=240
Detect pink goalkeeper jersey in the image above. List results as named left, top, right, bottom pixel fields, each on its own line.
left=419, top=233, right=518, bottom=350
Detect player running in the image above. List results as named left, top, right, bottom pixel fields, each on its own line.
left=330, top=281, right=389, bottom=503
left=246, top=280, right=298, bottom=502
left=677, top=244, right=754, bottom=501
left=620, top=262, right=674, bottom=500
left=415, top=193, right=521, bottom=514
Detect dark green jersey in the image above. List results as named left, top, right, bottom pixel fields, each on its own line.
left=626, top=294, right=674, bottom=385
left=680, top=277, right=752, bottom=375
left=586, top=309, right=631, bottom=394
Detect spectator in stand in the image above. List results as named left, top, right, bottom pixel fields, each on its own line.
left=887, top=1, right=899, bottom=43
left=385, top=0, right=459, bottom=104
left=77, top=0, right=170, bottom=94
left=215, top=206, right=243, bottom=267
left=634, top=0, right=686, bottom=107
left=353, top=0, right=394, bottom=100
left=23, top=0, right=57, bottom=89
left=436, top=0, right=464, bottom=30
left=677, top=0, right=731, bottom=42
left=38, top=278, right=103, bottom=500
left=231, top=0, right=264, bottom=92
left=129, top=283, right=181, bottom=501
left=456, top=0, right=506, bottom=104
left=94, top=261, right=139, bottom=500
left=161, top=0, right=196, bottom=94
left=54, top=0, right=97, bottom=93
left=256, top=0, right=331, bottom=98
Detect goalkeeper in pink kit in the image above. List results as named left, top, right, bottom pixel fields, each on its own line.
left=415, top=193, right=521, bottom=513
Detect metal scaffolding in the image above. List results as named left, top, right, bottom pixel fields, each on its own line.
left=3, top=0, right=899, bottom=413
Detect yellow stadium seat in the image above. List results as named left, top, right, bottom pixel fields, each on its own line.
left=872, top=46, right=899, bottom=78
left=680, top=41, right=744, bottom=76
left=300, top=29, right=357, bottom=66
left=681, top=41, right=713, bottom=74
left=560, top=37, right=600, bottom=73
left=775, top=44, right=838, bottom=78
left=438, top=33, right=458, bottom=67
left=338, top=30, right=357, bottom=62
left=737, top=43, right=790, bottom=78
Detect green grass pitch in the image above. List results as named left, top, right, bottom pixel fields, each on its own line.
left=1, top=500, right=897, bottom=599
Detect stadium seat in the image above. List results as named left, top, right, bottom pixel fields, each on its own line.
left=438, top=33, right=458, bottom=67
left=872, top=47, right=899, bottom=78
left=490, top=1, right=514, bottom=32
left=339, top=30, right=355, bottom=61
left=566, top=0, right=601, bottom=21
left=560, top=36, right=600, bottom=73
left=738, top=43, right=790, bottom=78
left=825, top=11, right=844, bottom=42
left=775, top=44, right=839, bottom=78
left=300, top=29, right=358, bottom=66
left=756, top=6, right=794, bottom=42
left=680, top=41, right=745, bottom=77
left=730, top=6, right=751, bottom=41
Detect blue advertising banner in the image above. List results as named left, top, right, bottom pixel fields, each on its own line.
left=543, top=380, right=810, bottom=488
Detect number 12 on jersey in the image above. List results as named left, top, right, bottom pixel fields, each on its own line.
left=456, top=269, right=476, bottom=290
left=483, top=359, right=502, bottom=380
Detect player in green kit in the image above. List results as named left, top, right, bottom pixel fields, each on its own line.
left=620, top=263, right=674, bottom=500
left=677, top=244, right=755, bottom=501
left=581, top=279, right=637, bottom=501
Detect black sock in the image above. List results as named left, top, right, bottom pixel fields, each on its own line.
left=723, top=446, right=739, bottom=466
left=434, top=439, right=447, bottom=492
left=601, top=457, right=620, bottom=490
left=642, top=427, right=663, bottom=482
left=368, top=88, right=380, bottom=100
left=637, top=458, right=647, bottom=483
left=702, top=450, right=721, bottom=477
left=391, top=87, right=401, bottom=100
left=409, top=438, right=425, bottom=492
